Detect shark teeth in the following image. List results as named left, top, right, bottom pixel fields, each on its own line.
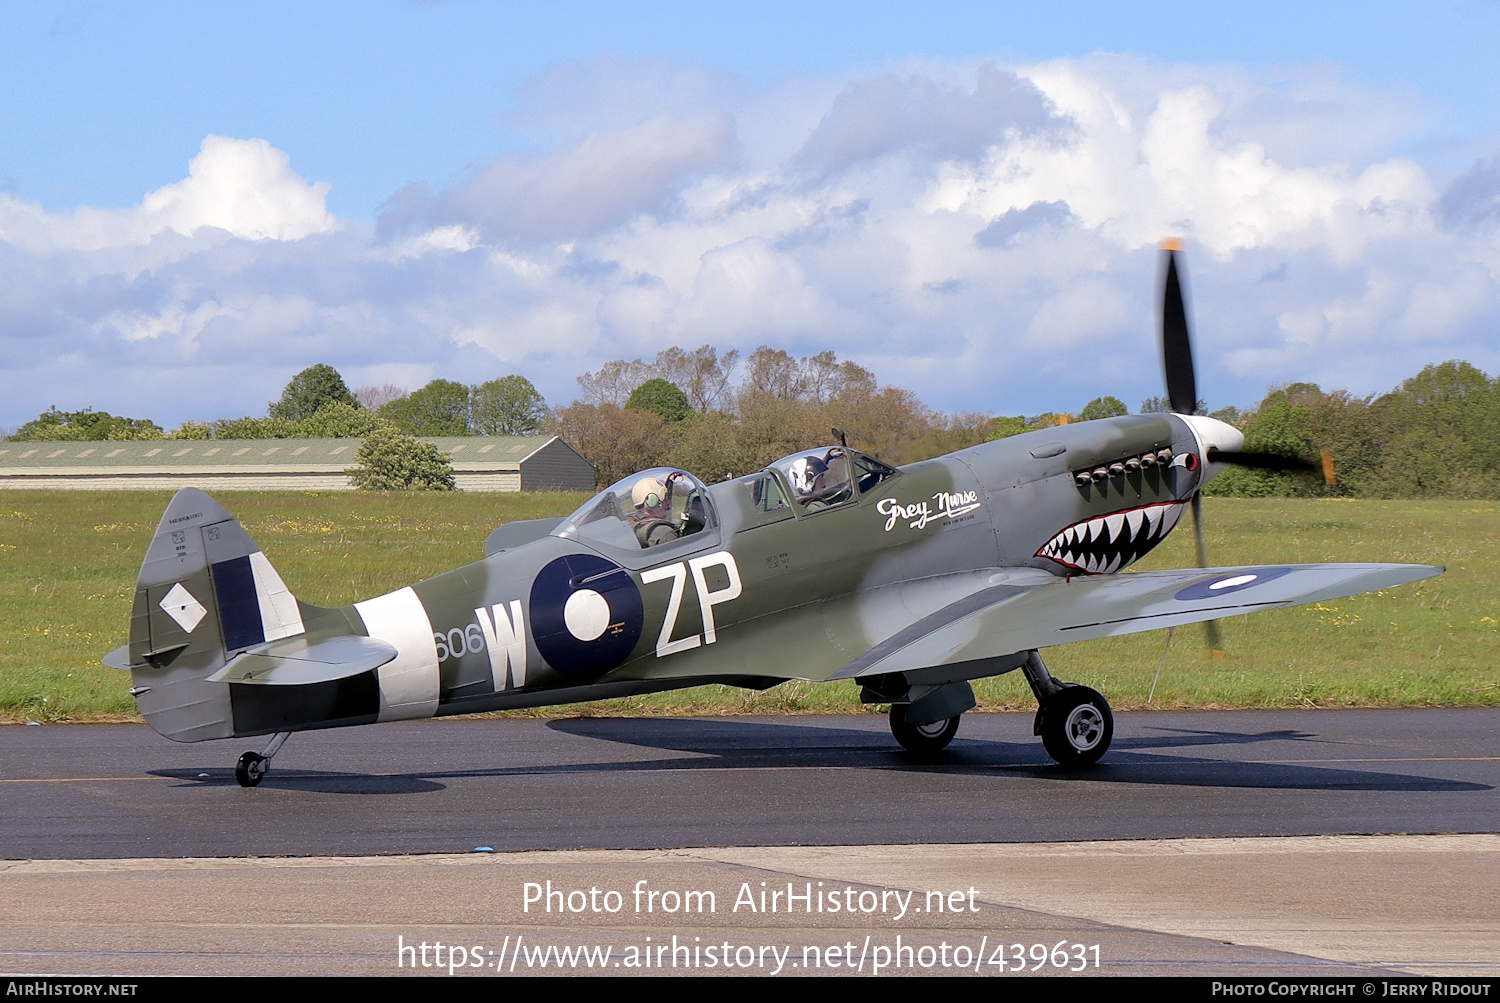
left=1036, top=500, right=1187, bottom=575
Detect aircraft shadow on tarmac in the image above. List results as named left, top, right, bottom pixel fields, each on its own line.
left=151, top=769, right=447, bottom=794
left=544, top=718, right=1491, bottom=793
left=144, top=718, right=1488, bottom=795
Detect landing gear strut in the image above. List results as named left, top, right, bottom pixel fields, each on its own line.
left=1021, top=652, right=1113, bottom=766
left=234, top=731, right=290, bottom=787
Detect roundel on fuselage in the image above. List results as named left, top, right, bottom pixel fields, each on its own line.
left=529, top=554, right=644, bottom=680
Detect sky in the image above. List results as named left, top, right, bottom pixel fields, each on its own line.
left=3, top=0, right=1499, bottom=429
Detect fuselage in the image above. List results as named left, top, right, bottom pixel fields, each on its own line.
left=130, top=412, right=1239, bottom=741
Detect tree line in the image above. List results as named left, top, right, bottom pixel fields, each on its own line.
left=9, top=366, right=547, bottom=442
left=1197, top=362, right=1500, bottom=499
left=8, top=351, right=1497, bottom=499
left=547, top=346, right=992, bottom=487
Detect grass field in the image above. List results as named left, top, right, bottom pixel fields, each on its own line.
left=0, top=490, right=1493, bottom=723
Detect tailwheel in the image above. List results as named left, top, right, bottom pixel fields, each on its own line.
left=1039, top=686, right=1113, bottom=766
left=234, top=752, right=269, bottom=788
left=890, top=707, right=960, bottom=754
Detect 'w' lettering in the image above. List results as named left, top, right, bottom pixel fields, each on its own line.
left=475, top=600, right=527, bottom=689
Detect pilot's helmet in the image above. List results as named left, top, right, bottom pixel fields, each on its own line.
left=631, top=476, right=669, bottom=511
left=788, top=455, right=829, bottom=498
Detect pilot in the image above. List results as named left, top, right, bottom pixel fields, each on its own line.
left=788, top=448, right=848, bottom=509
left=629, top=475, right=680, bottom=547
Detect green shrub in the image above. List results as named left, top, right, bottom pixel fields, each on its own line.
left=294, top=402, right=388, bottom=438
left=11, top=407, right=163, bottom=441
left=346, top=427, right=456, bottom=491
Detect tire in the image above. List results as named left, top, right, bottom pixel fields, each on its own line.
left=1039, top=687, right=1113, bottom=766
left=890, top=707, right=960, bottom=754
left=235, top=752, right=267, bottom=787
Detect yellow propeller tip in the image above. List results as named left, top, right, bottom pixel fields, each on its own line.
left=1211, top=649, right=1226, bottom=661
left=1321, top=449, right=1337, bottom=487
left=1160, top=237, right=1183, bottom=251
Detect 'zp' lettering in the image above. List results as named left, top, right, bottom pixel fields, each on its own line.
left=641, top=552, right=743, bottom=657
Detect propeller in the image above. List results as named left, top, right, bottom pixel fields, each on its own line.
left=1158, top=240, right=1330, bottom=657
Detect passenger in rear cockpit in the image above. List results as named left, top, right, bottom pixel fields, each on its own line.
left=787, top=447, right=851, bottom=510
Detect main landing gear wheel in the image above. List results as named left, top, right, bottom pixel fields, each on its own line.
left=1039, top=687, right=1113, bottom=767
left=890, top=708, right=960, bottom=754
left=234, top=752, right=268, bottom=787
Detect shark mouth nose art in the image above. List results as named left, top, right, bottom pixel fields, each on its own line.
left=1036, top=500, right=1187, bottom=574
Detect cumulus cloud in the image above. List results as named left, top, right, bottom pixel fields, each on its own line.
left=794, top=65, right=1065, bottom=177
left=137, top=136, right=337, bottom=242
left=936, top=71, right=1436, bottom=260
left=975, top=200, right=1074, bottom=247
left=1439, top=159, right=1500, bottom=231
left=0, top=136, right=335, bottom=254
left=4, top=55, right=1500, bottom=430
left=381, top=114, right=735, bottom=246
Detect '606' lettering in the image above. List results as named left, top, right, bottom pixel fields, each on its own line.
left=434, top=624, right=485, bottom=662
left=433, top=600, right=527, bottom=691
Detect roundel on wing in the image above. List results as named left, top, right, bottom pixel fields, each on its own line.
left=1173, top=566, right=1293, bottom=601
left=529, top=554, right=644, bottom=680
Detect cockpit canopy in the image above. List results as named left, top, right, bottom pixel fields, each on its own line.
left=551, top=467, right=715, bottom=551
left=767, top=446, right=896, bottom=512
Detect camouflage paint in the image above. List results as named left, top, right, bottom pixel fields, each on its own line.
left=115, top=414, right=1429, bottom=743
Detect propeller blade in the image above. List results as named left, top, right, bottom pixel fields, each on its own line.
left=1189, top=491, right=1226, bottom=658
left=1163, top=241, right=1223, bottom=657
left=1207, top=449, right=1319, bottom=473
left=1160, top=241, right=1197, bottom=416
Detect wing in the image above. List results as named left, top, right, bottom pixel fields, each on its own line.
left=830, top=562, right=1442, bottom=679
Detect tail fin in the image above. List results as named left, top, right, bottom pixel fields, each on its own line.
left=125, top=488, right=307, bottom=741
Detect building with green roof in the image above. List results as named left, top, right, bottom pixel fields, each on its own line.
left=0, top=435, right=594, bottom=492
